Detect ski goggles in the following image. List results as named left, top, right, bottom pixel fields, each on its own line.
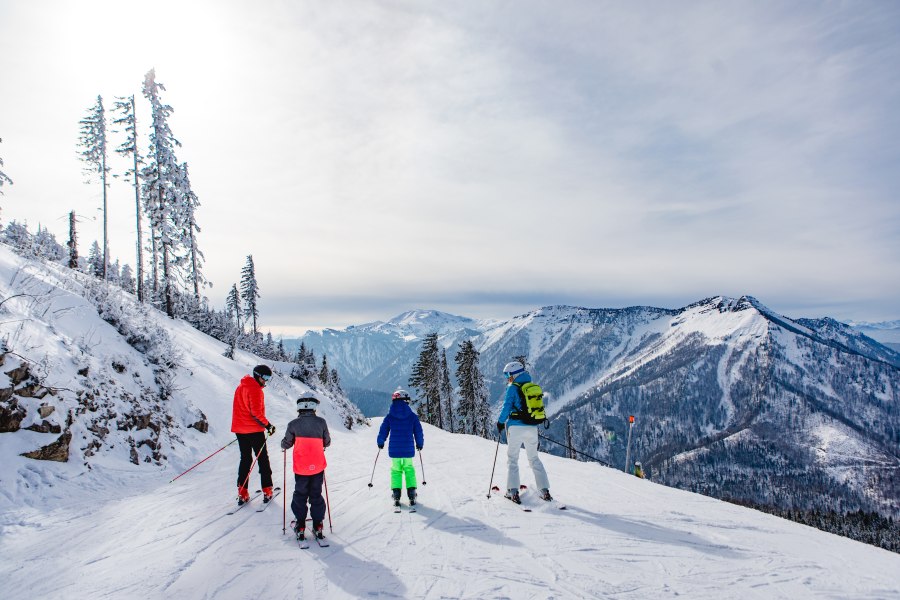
left=258, top=373, right=272, bottom=381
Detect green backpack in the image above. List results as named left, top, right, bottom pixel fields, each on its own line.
left=511, top=382, right=547, bottom=425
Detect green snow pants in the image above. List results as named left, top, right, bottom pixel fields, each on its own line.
left=390, top=457, right=417, bottom=489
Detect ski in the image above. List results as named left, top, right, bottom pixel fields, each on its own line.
left=290, top=521, right=310, bottom=549
left=256, top=487, right=282, bottom=512
left=227, top=490, right=263, bottom=515
left=313, top=530, right=330, bottom=547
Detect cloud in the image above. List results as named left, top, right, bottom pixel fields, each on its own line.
left=2, top=0, right=898, bottom=331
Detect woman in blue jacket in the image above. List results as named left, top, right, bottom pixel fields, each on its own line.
left=377, top=389, right=424, bottom=507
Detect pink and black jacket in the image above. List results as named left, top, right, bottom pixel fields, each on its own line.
left=280, top=411, right=331, bottom=476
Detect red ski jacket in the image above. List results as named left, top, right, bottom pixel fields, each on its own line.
left=231, top=375, right=270, bottom=433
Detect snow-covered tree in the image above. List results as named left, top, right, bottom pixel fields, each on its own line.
left=141, top=69, right=182, bottom=317
left=87, top=241, right=104, bottom=277
left=113, top=95, right=145, bottom=302
left=409, top=333, right=443, bottom=428
left=120, top=264, right=136, bottom=294
left=330, top=367, right=344, bottom=396
left=225, top=283, right=242, bottom=330
left=175, top=162, right=207, bottom=299
left=319, top=354, right=330, bottom=389
left=455, top=339, right=491, bottom=438
left=240, top=255, right=260, bottom=335
left=77, top=96, right=110, bottom=279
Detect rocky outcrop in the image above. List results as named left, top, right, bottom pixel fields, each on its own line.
left=21, top=431, right=71, bottom=462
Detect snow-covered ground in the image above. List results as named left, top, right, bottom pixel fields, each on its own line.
left=2, top=418, right=899, bottom=599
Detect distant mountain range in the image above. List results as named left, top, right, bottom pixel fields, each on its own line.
left=286, top=298, right=900, bottom=519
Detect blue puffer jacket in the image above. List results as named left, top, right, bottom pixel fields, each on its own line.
left=377, top=400, right=424, bottom=458
left=497, top=371, right=535, bottom=426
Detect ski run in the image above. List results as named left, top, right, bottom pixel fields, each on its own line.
left=2, top=418, right=899, bottom=599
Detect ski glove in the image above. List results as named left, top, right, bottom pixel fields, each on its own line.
left=497, top=422, right=505, bottom=432
left=378, top=444, right=384, bottom=449
left=416, top=446, right=422, bottom=451
left=265, top=423, right=276, bottom=435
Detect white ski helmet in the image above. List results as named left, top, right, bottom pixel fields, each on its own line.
left=296, top=392, right=320, bottom=411
left=503, top=361, right=526, bottom=377
left=392, top=389, right=411, bottom=402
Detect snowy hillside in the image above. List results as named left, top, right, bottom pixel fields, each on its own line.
left=0, top=243, right=359, bottom=512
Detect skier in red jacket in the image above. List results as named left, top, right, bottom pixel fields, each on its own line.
left=231, top=365, right=276, bottom=505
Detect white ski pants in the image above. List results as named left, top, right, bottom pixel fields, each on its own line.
left=505, top=425, right=550, bottom=492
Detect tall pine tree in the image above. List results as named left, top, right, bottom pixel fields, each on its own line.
left=454, top=339, right=491, bottom=438
left=409, top=333, right=443, bottom=428
left=176, top=162, right=206, bottom=298
left=240, top=255, right=260, bottom=336
left=77, top=96, right=109, bottom=280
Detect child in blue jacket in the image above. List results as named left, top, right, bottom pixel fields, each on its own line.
left=377, top=389, right=424, bottom=507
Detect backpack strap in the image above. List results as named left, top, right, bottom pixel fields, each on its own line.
left=510, top=382, right=526, bottom=417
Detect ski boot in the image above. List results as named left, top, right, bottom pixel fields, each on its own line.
left=263, top=486, right=274, bottom=503
left=392, top=487, right=402, bottom=508
left=407, top=487, right=417, bottom=506
left=504, top=489, right=521, bottom=504
left=293, top=521, right=305, bottom=540
left=313, top=521, right=325, bottom=539
left=539, top=488, right=553, bottom=502
left=237, top=486, right=251, bottom=506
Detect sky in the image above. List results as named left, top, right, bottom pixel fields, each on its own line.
left=1, top=0, right=899, bottom=336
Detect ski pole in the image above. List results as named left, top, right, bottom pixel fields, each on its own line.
left=169, top=438, right=238, bottom=483
left=282, top=449, right=287, bottom=535
left=238, top=430, right=273, bottom=492
left=324, top=472, right=333, bottom=533
left=418, top=449, right=427, bottom=485
left=487, top=428, right=503, bottom=498
left=367, top=448, right=381, bottom=488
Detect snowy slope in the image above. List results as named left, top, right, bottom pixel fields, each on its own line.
left=2, top=421, right=899, bottom=599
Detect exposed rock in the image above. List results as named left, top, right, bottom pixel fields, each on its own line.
left=15, top=384, right=49, bottom=399
left=38, top=404, right=55, bottom=418
left=112, top=362, right=126, bottom=373
left=0, top=398, right=26, bottom=432
left=77, top=366, right=89, bottom=377
left=21, top=431, right=71, bottom=462
left=189, top=410, right=209, bottom=433
left=25, top=420, right=62, bottom=434
left=5, top=364, right=30, bottom=385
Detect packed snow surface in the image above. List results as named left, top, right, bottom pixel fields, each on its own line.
left=2, top=419, right=899, bottom=599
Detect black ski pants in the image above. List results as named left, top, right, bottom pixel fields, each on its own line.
left=236, top=432, right=273, bottom=489
left=291, top=471, right=326, bottom=526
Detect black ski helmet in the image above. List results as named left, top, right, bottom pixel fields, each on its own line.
left=253, top=365, right=273, bottom=379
